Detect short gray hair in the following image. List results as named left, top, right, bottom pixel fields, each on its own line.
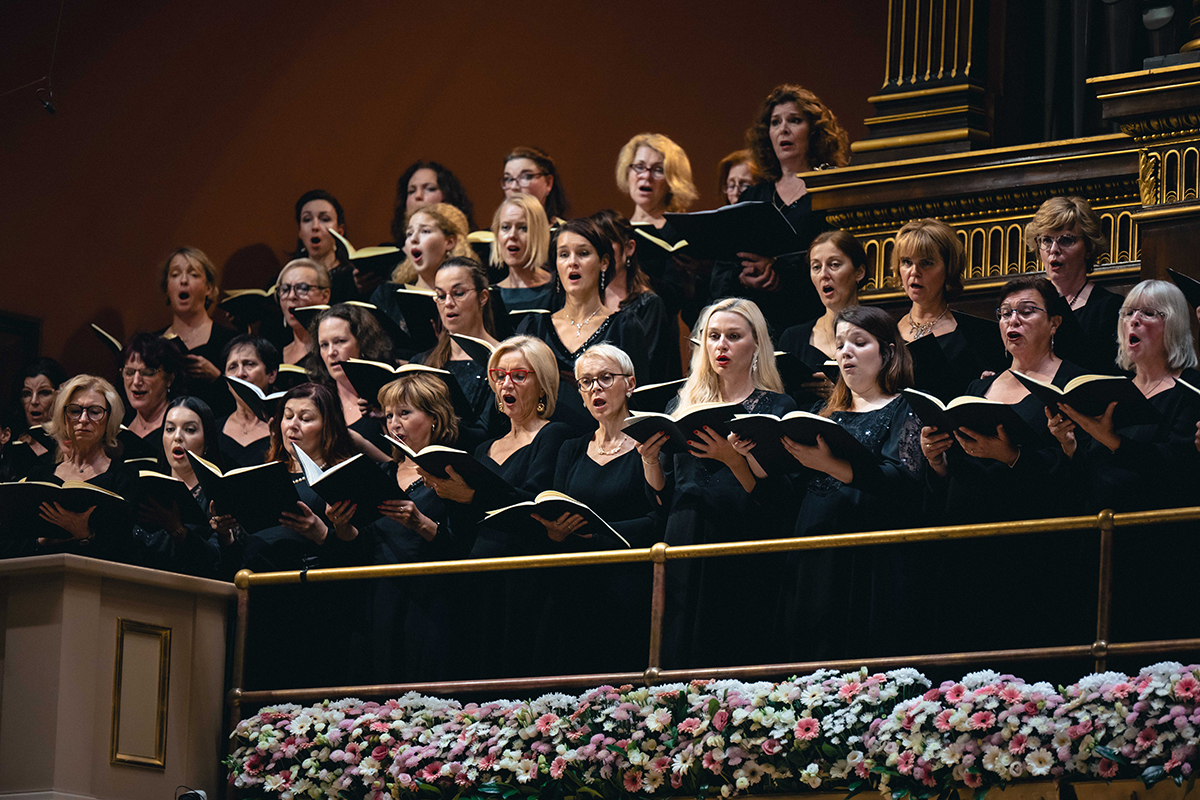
left=574, top=343, right=635, bottom=379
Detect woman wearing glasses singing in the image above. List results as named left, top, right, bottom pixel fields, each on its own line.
left=410, top=257, right=504, bottom=452
left=420, top=335, right=573, bottom=676
left=501, top=146, right=569, bottom=223
left=1026, top=196, right=1124, bottom=374
left=275, top=258, right=332, bottom=366
left=1049, top=279, right=1200, bottom=512
left=25, top=375, right=138, bottom=561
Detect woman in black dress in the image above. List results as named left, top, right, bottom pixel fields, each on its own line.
left=1050, top=280, right=1200, bottom=650
left=238, top=382, right=359, bottom=572
left=591, top=209, right=676, bottom=382
left=638, top=298, right=796, bottom=669
left=779, top=305, right=922, bottom=662
left=275, top=258, right=332, bottom=366
left=307, top=303, right=393, bottom=454
left=157, top=247, right=236, bottom=416
left=134, top=396, right=229, bottom=577
left=17, top=356, right=66, bottom=461
left=778, top=229, right=867, bottom=402
left=120, top=333, right=184, bottom=463
left=490, top=194, right=553, bottom=317
left=918, top=277, right=1090, bottom=660
left=501, top=146, right=570, bottom=223
left=541, top=344, right=661, bottom=673
left=216, top=335, right=278, bottom=468
left=324, top=373, right=465, bottom=682
left=421, top=335, right=574, bottom=677
left=894, top=218, right=1007, bottom=400
left=24, top=375, right=138, bottom=563
left=517, top=218, right=649, bottom=432
left=711, top=84, right=851, bottom=335
left=410, top=257, right=504, bottom=452
left=1026, top=196, right=1124, bottom=374
left=291, top=189, right=379, bottom=303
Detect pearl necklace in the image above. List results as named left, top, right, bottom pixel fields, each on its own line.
left=565, top=304, right=604, bottom=337
left=908, top=306, right=949, bottom=339
left=595, top=434, right=630, bottom=456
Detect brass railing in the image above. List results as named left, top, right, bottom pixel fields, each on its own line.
left=228, top=506, right=1200, bottom=723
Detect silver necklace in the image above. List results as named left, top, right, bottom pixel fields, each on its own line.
left=566, top=304, right=604, bottom=337
left=1066, top=280, right=1089, bottom=310
left=908, top=306, right=949, bottom=339
left=595, top=434, right=630, bottom=456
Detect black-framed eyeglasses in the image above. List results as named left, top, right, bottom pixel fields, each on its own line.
left=575, top=373, right=630, bottom=391
left=500, top=171, right=546, bottom=189
left=1036, top=234, right=1079, bottom=251
left=65, top=404, right=109, bottom=421
left=996, top=303, right=1045, bottom=321
left=1118, top=307, right=1167, bottom=320
left=629, top=162, right=665, bottom=179
left=122, top=367, right=161, bottom=379
left=278, top=282, right=327, bottom=297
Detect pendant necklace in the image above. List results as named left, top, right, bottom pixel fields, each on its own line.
left=566, top=305, right=604, bottom=337
left=908, top=306, right=949, bottom=339
left=595, top=434, right=629, bottom=456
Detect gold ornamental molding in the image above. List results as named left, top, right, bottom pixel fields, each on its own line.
left=1140, top=149, right=1162, bottom=206
left=1119, top=114, right=1200, bottom=141
left=851, top=127, right=990, bottom=153
left=1130, top=202, right=1200, bottom=222
left=867, top=83, right=982, bottom=104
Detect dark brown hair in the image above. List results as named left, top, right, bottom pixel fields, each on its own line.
left=306, top=304, right=394, bottom=386
left=811, top=229, right=870, bottom=288
left=821, top=306, right=913, bottom=417
left=423, top=257, right=497, bottom=369
left=552, top=218, right=617, bottom=301
left=588, top=209, right=653, bottom=306
left=265, top=382, right=357, bottom=467
left=746, top=84, right=850, bottom=181
left=504, top=146, right=569, bottom=220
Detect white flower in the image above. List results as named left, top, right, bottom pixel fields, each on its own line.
left=358, top=757, right=380, bottom=777
left=735, top=777, right=750, bottom=790
left=1025, top=749, right=1054, bottom=776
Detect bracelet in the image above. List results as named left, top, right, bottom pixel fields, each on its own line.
left=1006, top=447, right=1022, bottom=468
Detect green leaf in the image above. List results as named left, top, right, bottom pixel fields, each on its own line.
left=974, top=786, right=991, bottom=800
left=708, top=698, right=719, bottom=716
left=1095, top=746, right=1130, bottom=766
left=1142, top=766, right=1168, bottom=788
left=476, top=783, right=505, bottom=796
left=577, top=788, right=602, bottom=798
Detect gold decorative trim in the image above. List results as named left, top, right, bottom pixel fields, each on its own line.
left=1139, top=149, right=1162, bottom=206
left=1095, top=79, right=1200, bottom=100
left=111, top=618, right=171, bottom=769
left=864, top=105, right=973, bottom=126
left=1120, top=114, right=1200, bottom=140
left=1130, top=202, right=1200, bottom=222
left=867, top=83, right=980, bottom=104
left=850, top=127, right=990, bottom=153
left=1087, top=62, right=1200, bottom=85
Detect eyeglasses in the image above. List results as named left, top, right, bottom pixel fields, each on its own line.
left=996, top=303, right=1045, bottom=321
left=629, top=163, right=665, bottom=179
left=1036, top=234, right=1079, bottom=251
left=500, top=171, right=547, bottom=189
left=434, top=288, right=476, bottom=305
left=1119, top=307, right=1167, bottom=320
left=725, top=180, right=753, bottom=194
left=278, top=282, right=327, bottom=297
left=575, top=373, right=630, bottom=391
left=122, top=367, right=161, bottom=379
left=65, top=404, right=109, bottom=421
left=489, top=368, right=532, bottom=385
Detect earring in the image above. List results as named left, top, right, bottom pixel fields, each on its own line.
left=537, top=396, right=547, bottom=414
left=497, top=396, right=504, bottom=413
left=751, top=352, right=759, bottom=372
left=599, top=270, right=607, bottom=293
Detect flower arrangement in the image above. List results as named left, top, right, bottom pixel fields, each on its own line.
left=225, top=664, right=1200, bottom=800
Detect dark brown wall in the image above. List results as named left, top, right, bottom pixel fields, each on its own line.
left=2, top=0, right=887, bottom=378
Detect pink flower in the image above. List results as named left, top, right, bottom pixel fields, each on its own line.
left=1136, top=729, right=1158, bottom=751
left=1175, top=675, right=1200, bottom=700
left=839, top=681, right=862, bottom=699
left=1000, top=686, right=1024, bottom=704
left=550, top=757, right=566, bottom=779
left=624, top=770, right=642, bottom=792
left=794, top=718, right=820, bottom=740
left=678, top=717, right=703, bottom=735
left=536, top=712, right=559, bottom=735
left=969, top=711, right=996, bottom=730
left=1009, top=735, right=1028, bottom=754
left=761, top=738, right=781, bottom=756
left=1098, top=759, right=1119, bottom=778
left=946, top=684, right=967, bottom=703
left=670, top=772, right=684, bottom=789
left=371, top=745, right=388, bottom=761
left=702, top=750, right=723, bottom=774
left=934, top=710, right=955, bottom=732
left=964, top=770, right=983, bottom=788
left=897, top=752, right=915, bottom=775
left=712, top=710, right=729, bottom=731
left=924, top=688, right=942, bottom=701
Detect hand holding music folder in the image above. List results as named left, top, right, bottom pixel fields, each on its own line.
left=185, top=451, right=301, bottom=534
left=622, top=402, right=744, bottom=454
left=726, top=410, right=875, bottom=475
left=294, top=446, right=409, bottom=527
left=484, top=491, right=631, bottom=547
left=385, top=434, right=513, bottom=497
left=1011, top=371, right=1160, bottom=429
left=902, top=388, right=1041, bottom=449
left=0, top=480, right=127, bottom=539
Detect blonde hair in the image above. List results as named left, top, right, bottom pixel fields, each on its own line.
left=487, top=335, right=559, bottom=419
left=377, top=374, right=459, bottom=447
left=46, top=375, right=124, bottom=460
left=1024, top=196, right=1109, bottom=270
left=489, top=194, right=550, bottom=272
left=391, top=203, right=472, bottom=284
left=677, top=298, right=783, bottom=408
left=892, top=218, right=966, bottom=301
left=1117, top=280, right=1198, bottom=372
left=160, top=247, right=221, bottom=308
left=615, top=133, right=699, bottom=213
left=276, top=258, right=331, bottom=298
